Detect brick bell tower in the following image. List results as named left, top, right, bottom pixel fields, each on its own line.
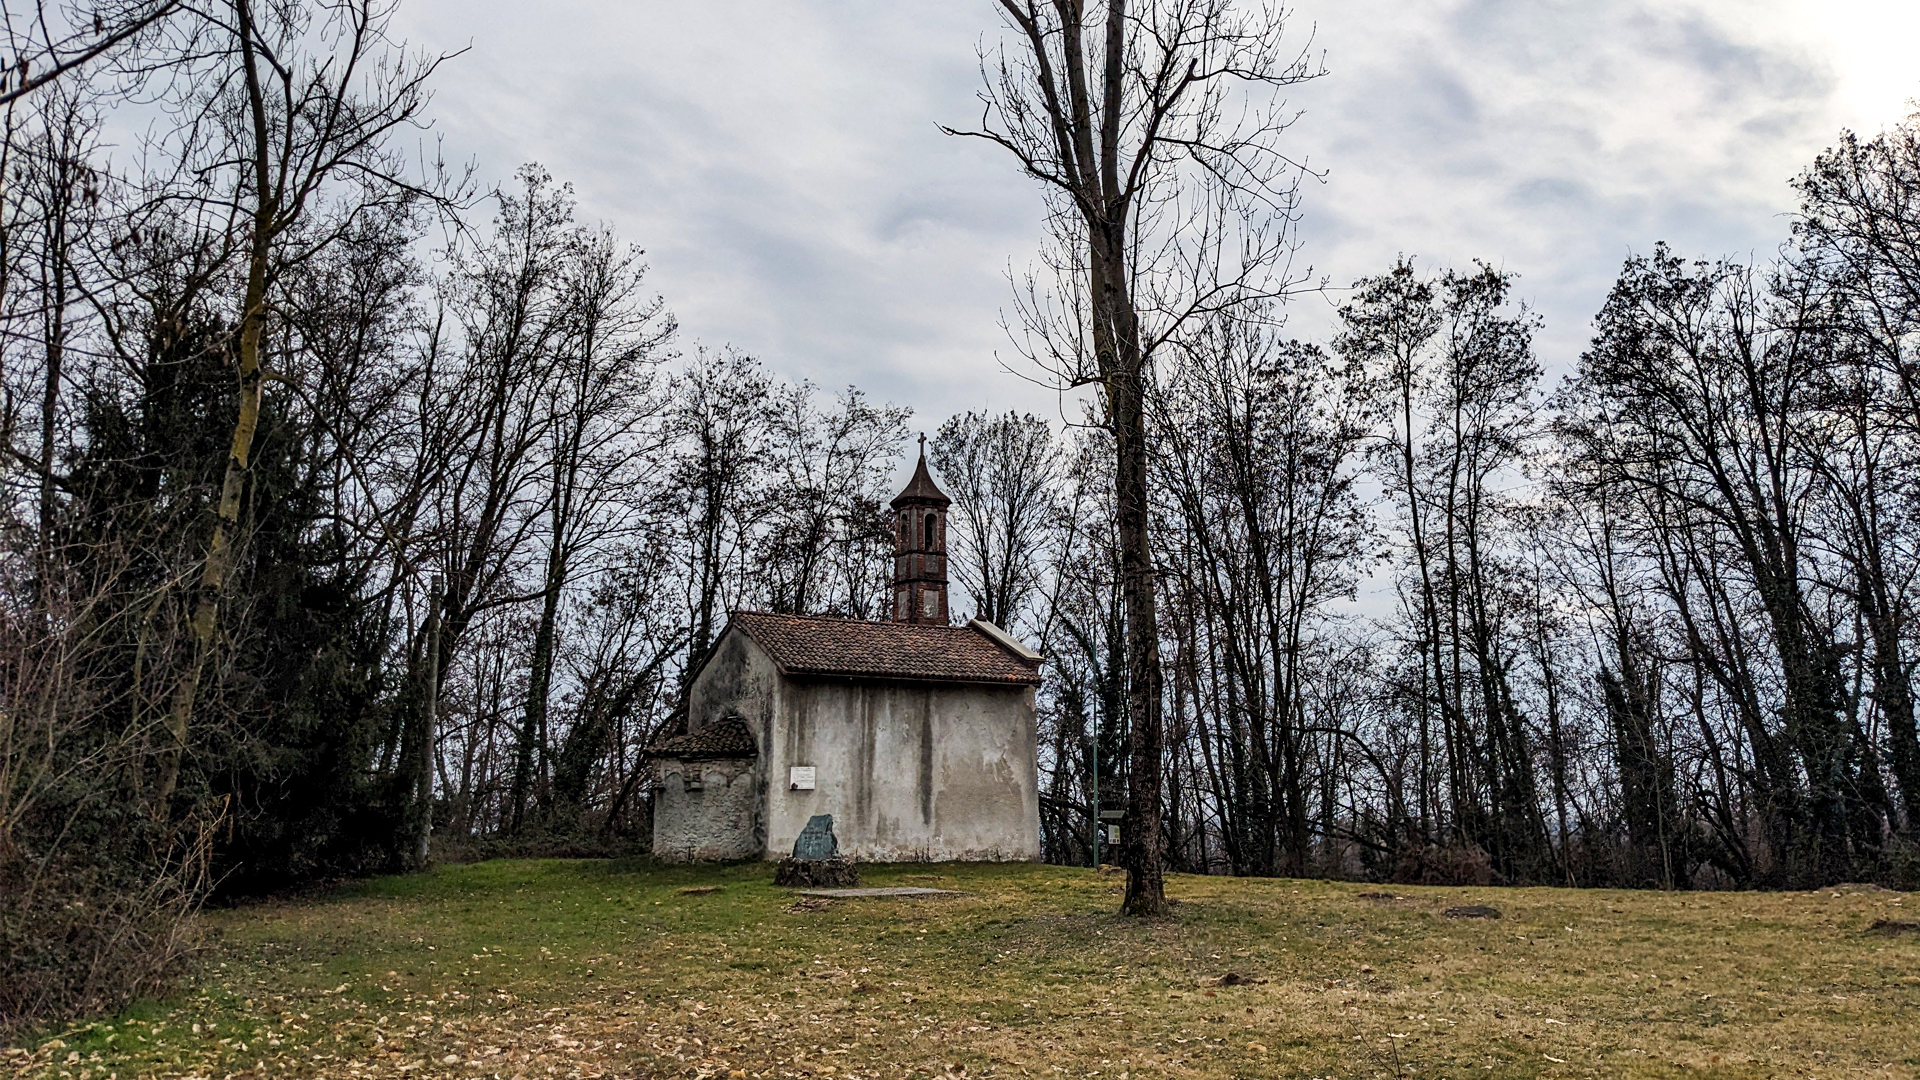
left=891, top=434, right=951, bottom=624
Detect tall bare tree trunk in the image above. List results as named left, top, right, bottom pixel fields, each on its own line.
left=413, top=577, right=444, bottom=868
left=1113, top=362, right=1168, bottom=914
left=35, top=155, right=68, bottom=588
left=510, top=534, right=565, bottom=834
left=153, top=0, right=273, bottom=816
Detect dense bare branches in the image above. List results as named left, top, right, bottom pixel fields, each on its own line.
left=931, top=410, right=1060, bottom=634
left=0, top=1, right=181, bottom=106
left=952, top=0, right=1322, bottom=379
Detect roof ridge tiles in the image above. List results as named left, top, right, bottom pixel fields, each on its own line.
left=725, top=610, right=1041, bottom=686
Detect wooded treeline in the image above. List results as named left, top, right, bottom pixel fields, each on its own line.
left=5, top=0, right=1920, bottom=1034
left=0, top=0, right=916, bottom=1027
left=941, top=1, right=1920, bottom=897
left=995, top=119, right=1920, bottom=896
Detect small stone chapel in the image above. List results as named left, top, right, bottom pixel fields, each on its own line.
left=647, top=444, right=1044, bottom=863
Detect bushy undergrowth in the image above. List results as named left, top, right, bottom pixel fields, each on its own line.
left=0, top=852, right=203, bottom=1037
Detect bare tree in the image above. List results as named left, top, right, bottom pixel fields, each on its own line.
left=0, top=86, right=101, bottom=593
left=0, top=1, right=181, bottom=106
left=508, top=218, right=673, bottom=835
left=146, top=0, right=462, bottom=815
left=1032, top=428, right=1127, bottom=867
left=1337, top=259, right=1552, bottom=879
left=667, top=347, right=774, bottom=681
left=422, top=167, right=570, bottom=838
left=1543, top=444, right=1688, bottom=887
left=1566, top=248, right=1882, bottom=886
left=1790, top=114, right=1920, bottom=832
left=544, top=543, right=685, bottom=831
left=950, top=0, right=1321, bottom=915
left=930, top=410, right=1059, bottom=633
left=760, top=384, right=910, bottom=619
left=1155, top=317, right=1370, bottom=875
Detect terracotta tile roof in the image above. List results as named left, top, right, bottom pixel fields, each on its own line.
left=647, top=716, right=757, bottom=759
left=729, top=612, right=1042, bottom=686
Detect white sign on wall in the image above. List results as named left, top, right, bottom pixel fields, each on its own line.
left=789, top=766, right=816, bottom=791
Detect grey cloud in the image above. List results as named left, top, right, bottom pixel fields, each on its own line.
left=1655, top=13, right=1828, bottom=104
left=391, top=0, right=1893, bottom=446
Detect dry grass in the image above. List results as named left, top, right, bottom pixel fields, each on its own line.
left=5, top=860, right=1916, bottom=1079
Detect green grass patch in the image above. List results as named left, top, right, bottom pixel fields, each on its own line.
left=6, top=862, right=1916, bottom=1078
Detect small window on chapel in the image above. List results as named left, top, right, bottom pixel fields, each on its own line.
left=924, top=513, right=936, bottom=550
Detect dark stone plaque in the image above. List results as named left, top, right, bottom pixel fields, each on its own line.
left=792, top=814, right=839, bottom=861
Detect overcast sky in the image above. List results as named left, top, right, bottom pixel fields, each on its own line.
left=391, top=0, right=1920, bottom=441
